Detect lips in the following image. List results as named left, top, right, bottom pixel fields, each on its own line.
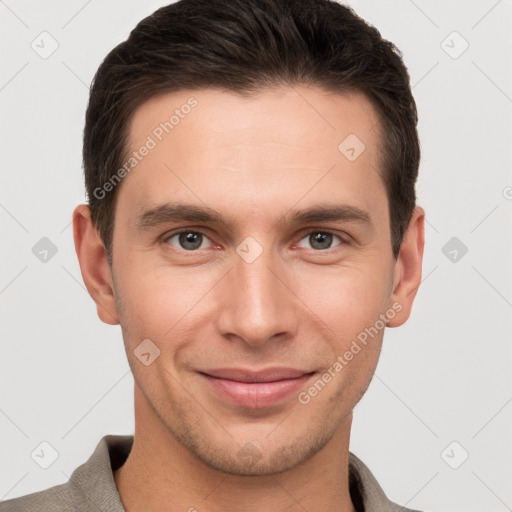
left=198, top=367, right=315, bottom=408
left=200, top=367, right=312, bottom=383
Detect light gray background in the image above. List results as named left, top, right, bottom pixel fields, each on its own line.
left=1, top=1, right=511, bottom=511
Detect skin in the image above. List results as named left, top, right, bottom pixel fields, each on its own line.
left=73, top=86, right=424, bottom=512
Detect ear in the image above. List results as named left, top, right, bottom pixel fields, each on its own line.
left=72, top=204, right=119, bottom=325
left=387, top=206, right=425, bottom=327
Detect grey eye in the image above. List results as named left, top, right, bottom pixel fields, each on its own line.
left=310, top=232, right=333, bottom=250
left=297, top=231, right=342, bottom=251
left=167, top=231, right=208, bottom=250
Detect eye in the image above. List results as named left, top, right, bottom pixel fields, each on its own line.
left=296, top=231, right=344, bottom=251
left=165, top=230, right=212, bottom=251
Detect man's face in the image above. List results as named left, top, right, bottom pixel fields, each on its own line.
left=108, top=86, right=400, bottom=475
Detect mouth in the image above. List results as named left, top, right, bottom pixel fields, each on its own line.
left=197, top=367, right=316, bottom=409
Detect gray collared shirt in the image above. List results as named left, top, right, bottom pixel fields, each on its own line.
left=0, top=435, right=422, bottom=512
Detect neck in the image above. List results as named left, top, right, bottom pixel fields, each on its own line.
left=114, top=385, right=357, bottom=512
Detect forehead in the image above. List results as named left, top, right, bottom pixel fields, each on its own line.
left=119, top=86, right=386, bottom=228
left=128, top=86, right=382, bottom=159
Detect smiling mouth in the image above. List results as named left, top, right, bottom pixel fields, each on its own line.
left=197, top=367, right=316, bottom=408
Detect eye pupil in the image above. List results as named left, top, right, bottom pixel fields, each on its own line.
left=310, top=232, right=332, bottom=250
left=179, top=232, right=203, bottom=250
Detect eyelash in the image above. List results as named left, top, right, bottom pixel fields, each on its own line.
left=161, top=228, right=348, bottom=253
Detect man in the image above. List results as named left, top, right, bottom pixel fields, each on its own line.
left=0, top=0, right=425, bottom=510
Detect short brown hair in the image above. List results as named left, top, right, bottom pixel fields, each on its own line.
left=83, top=0, right=420, bottom=265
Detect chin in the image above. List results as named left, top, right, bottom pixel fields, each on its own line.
left=175, top=423, right=335, bottom=477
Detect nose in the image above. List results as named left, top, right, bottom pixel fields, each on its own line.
left=216, top=245, right=299, bottom=348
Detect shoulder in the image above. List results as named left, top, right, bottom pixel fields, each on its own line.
left=349, top=452, right=425, bottom=512
left=0, top=434, right=131, bottom=512
left=0, top=480, right=88, bottom=512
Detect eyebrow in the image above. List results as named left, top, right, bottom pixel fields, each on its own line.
left=136, top=203, right=225, bottom=230
left=135, top=202, right=372, bottom=231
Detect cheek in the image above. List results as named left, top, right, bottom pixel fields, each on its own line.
left=114, top=261, right=217, bottom=345
left=299, top=268, right=387, bottom=400
left=293, top=263, right=390, bottom=341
